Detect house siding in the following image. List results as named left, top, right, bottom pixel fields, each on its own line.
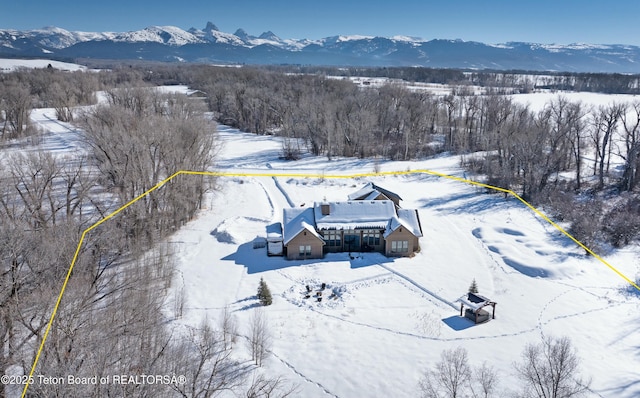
left=384, top=228, right=420, bottom=257
left=286, top=231, right=324, bottom=260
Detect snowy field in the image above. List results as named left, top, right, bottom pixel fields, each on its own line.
left=0, top=58, right=86, bottom=72
left=512, top=90, right=640, bottom=111
left=167, top=125, right=640, bottom=397
left=12, top=82, right=640, bottom=397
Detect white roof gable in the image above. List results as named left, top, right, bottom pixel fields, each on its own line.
left=397, top=209, right=423, bottom=237
left=283, top=207, right=323, bottom=245
left=348, top=182, right=402, bottom=202
left=384, top=210, right=423, bottom=238
left=348, top=183, right=377, bottom=200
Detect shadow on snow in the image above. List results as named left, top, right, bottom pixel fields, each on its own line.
left=221, top=242, right=395, bottom=274
left=441, top=315, right=475, bottom=331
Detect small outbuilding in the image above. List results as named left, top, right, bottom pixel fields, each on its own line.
left=457, top=292, right=496, bottom=324
left=266, top=222, right=284, bottom=256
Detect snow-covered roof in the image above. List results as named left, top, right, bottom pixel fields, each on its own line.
left=283, top=199, right=423, bottom=245
left=266, top=222, right=282, bottom=240
left=348, top=184, right=378, bottom=201
left=384, top=209, right=423, bottom=238
left=456, top=293, right=494, bottom=311
left=347, top=182, right=402, bottom=203
left=363, top=190, right=382, bottom=201
left=314, top=200, right=397, bottom=231
left=283, top=207, right=323, bottom=245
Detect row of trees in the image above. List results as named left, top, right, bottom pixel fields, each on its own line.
left=0, top=67, right=100, bottom=139
left=163, top=65, right=640, bottom=199
left=0, top=64, right=178, bottom=140
left=159, top=64, right=640, bottom=248
left=5, top=61, right=640, bottom=250
left=420, top=336, right=591, bottom=398
left=80, top=86, right=217, bottom=244
left=0, top=66, right=299, bottom=396
left=266, top=65, right=640, bottom=95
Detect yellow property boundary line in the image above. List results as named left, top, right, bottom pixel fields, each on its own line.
left=22, top=168, right=640, bottom=397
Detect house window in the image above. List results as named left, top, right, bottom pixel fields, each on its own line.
left=343, top=229, right=360, bottom=249
left=322, top=230, right=342, bottom=247
left=299, top=245, right=311, bottom=255
left=362, top=229, right=381, bottom=246
left=391, top=240, right=409, bottom=253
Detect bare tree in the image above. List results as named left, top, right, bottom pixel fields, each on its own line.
left=470, top=362, right=499, bottom=398
left=248, top=309, right=271, bottom=367
left=514, top=336, right=591, bottom=398
left=170, top=321, right=247, bottom=398
left=546, top=97, right=585, bottom=189
left=419, top=347, right=471, bottom=398
left=590, top=103, right=624, bottom=189
left=441, top=94, right=460, bottom=151
left=619, top=101, right=640, bottom=191
left=246, top=373, right=298, bottom=398
left=45, top=77, right=82, bottom=122
left=0, top=81, right=32, bottom=138
left=220, top=305, right=238, bottom=350
left=80, top=89, right=217, bottom=246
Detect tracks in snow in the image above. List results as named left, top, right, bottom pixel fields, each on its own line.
left=35, top=112, right=86, bottom=156
left=278, top=259, right=629, bottom=346
left=377, top=263, right=457, bottom=310
left=233, top=332, right=341, bottom=398
left=269, top=351, right=341, bottom=398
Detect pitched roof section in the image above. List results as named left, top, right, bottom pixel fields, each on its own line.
left=398, top=209, right=423, bottom=237
left=282, top=207, right=324, bottom=245
left=384, top=209, right=423, bottom=238
left=348, top=182, right=402, bottom=204
left=314, top=200, right=397, bottom=231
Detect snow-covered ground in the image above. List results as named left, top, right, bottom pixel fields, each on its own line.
left=167, top=125, right=640, bottom=397
left=15, top=85, right=640, bottom=397
left=512, top=90, right=640, bottom=111
left=0, top=58, right=86, bottom=72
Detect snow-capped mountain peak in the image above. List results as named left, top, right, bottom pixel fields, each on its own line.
left=259, top=31, right=281, bottom=42
left=233, top=28, right=250, bottom=39
left=1, top=22, right=639, bottom=73
left=204, top=21, right=219, bottom=32
left=109, top=26, right=201, bottom=46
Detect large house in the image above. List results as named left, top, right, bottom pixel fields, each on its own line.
left=282, top=183, right=423, bottom=260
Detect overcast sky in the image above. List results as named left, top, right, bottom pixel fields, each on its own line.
left=2, top=0, right=639, bottom=45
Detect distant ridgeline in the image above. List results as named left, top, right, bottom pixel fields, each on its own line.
left=2, top=24, right=640, bottom=77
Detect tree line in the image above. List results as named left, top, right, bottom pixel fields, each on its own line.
left=0, top=65, right=297, bottom=396
left=144, top=64, right=639, bottom=251
left=4, top=62, right=640, bottom=254
left=263, top=65, right=640, bottom=95
left=419, top=335, right=592, bottom=398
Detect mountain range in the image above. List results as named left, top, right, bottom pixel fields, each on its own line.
left=1, top=22, right=640, bottom=73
